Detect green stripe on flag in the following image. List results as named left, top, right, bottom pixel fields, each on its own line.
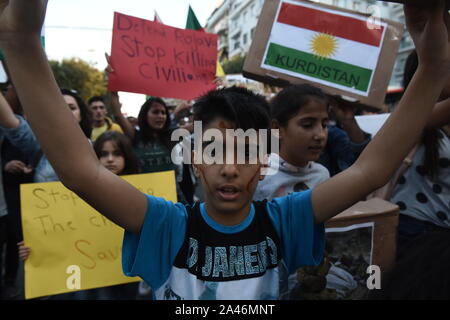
left=265, top=43, right=372, bottom=92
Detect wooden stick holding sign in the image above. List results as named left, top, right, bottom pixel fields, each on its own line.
left=243, top=0, right=404, bottom=109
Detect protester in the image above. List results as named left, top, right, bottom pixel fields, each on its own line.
left=254, top=84, right=365, bottom=299
left=126, top=116, right=139, bottom=131
left=252, top=83, right=329, bottom=299
left=1, top=131, right=33, bottom=300
left=174, top=103, right=198, bottom=205
left=109, top=92, right=187, bottom=203
left=88, top=95, right=123, bottom=141
left=0, top=85, right=32, bottom=299
left=0, top=0, right=448, bottom=300
left=94, top=131, right=140, bottom=175
left=0, top=88, right=91, bottom=183
left=388, top=50, right=450, bottom=260
left=171, top=101, right=193, bottom=130
left=0, top=132, right=8, bottom=298
left=371, top=230, right=450, bottom=299
left=319, top=96, right=372, bottom=176
left=254, top=83, right=330, bottom=201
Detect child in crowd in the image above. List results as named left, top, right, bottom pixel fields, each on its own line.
left=109, top=91, right=187, bottom=203
left=19, top=130, right=141, bottom=299
left=254, top=84, right=331, bottom=299
left=254, top=84, right=330, bottom=200
left=1, top=0, right=449, bottom=300
left=319, top=95, right=372, bottom=177
left=93, top=131, right=140, bottom=176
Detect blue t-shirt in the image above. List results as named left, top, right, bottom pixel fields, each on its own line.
left=122, top=190, right=324, bottom=300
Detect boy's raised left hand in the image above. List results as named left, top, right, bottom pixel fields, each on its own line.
left=405, top=0, right=450, bottom=76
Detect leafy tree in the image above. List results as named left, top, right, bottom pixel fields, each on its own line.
left=50, top=58, right=107, bottom=101
left=222, top=55, right=246, bottom=74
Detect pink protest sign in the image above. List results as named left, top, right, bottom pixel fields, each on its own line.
left=108, top=12, right=218, bottom=100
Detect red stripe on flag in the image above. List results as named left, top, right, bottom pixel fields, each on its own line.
left=277, top=3, right=384, bottom=47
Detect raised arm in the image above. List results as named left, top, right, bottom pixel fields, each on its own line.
left=0, top=0, right=147, bottom=233
left=312, top=1, right=450, bottom=223
left=110, top=91, right=136, bottom=140
left=427, top=97, right=450, bottom=128
left=0, top=91, right=19, bottom=128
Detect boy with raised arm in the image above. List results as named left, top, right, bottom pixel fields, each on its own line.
left=0, top=0, right=449, bottom=300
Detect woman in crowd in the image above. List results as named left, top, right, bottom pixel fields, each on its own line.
left=109, top=92, right=187, bottom=203
left=0, top=88, right=92, bottom=183
left=389, top=51, right=450, bottom=260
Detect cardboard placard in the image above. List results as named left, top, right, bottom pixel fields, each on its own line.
left=243, top=0, right=404, bottom=109
left=108, top=12, right=218, bottom=100
left=21, top=171, right=177, bottom=299
left=325, top=197, right=399, bottom=274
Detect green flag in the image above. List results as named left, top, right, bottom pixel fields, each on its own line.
left=185, top=4, right=224, bottom=77
left=185, top=5, right=203, bottom=31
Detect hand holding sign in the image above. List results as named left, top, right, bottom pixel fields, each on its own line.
left=108, top=12, right=218, bottom=100
left=105, top=52, right=114, bottom=73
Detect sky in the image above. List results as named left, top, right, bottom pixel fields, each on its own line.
left=43, top=0, right=221, bottom=116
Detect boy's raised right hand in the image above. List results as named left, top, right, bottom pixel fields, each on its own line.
left=0, top=0, right=47, bottom=43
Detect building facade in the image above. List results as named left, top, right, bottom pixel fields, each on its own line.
left=227, top=0, right=265, bottom=59
left=205, top=0, right=231, bottom=63
left=206, top=0, right=265, bottom=63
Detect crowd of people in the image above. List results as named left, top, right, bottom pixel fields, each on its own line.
left=0, top=0, right=449, bottom=301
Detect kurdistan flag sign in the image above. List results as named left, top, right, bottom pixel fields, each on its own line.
left=262, top=0, right=387, bottom=96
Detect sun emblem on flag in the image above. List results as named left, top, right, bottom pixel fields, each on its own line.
left=310, top=33, right=338, bottom=59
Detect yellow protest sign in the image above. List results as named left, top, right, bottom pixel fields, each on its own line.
left=21, top=171, right=177, bottom=299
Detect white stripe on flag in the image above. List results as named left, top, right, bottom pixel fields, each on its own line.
left=269, top=22, right=381, bottom=70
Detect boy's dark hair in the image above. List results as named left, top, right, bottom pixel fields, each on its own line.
left=193, top=86, right=271, bottom=131
left=270, top=84, right=328, bottom=127
left=60, top=88, right=92, bottom=139
left=403, top=50, right=442, bottom=179
left=88, top=96, right=105, bottom=105
left=94, top=131, right=140, bottom=175
left=137, top=97, right=174, bottom=149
